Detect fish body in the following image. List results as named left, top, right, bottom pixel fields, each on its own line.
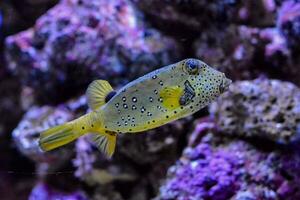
left=101, top=59, right=231, bottom=133
left=39, top=58, right=231, bottom=157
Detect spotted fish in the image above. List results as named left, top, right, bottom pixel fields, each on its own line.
left=39, top=58, right=232, bottom=157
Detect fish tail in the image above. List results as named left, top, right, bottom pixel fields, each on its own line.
left=39, top=114, right=93, bottom=151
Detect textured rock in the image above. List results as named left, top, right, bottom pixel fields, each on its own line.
left=210, top=78, right=300, bottom=144
left=157, top=123, right=300, bottom=200
left=72, top=118, right=191, bottom=200
left=12, top=96, right=87, bottom=162
left=5, top=0, right=179, bottom=104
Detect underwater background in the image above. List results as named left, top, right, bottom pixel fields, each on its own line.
left=1, top=0, right=300, bottom=199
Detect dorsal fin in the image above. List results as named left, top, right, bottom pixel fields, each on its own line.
left=159, top=86, right=184, bottom=110
left=86, top=80, right=114, bottom=110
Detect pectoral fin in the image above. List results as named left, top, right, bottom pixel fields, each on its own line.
left=86, top=80, right=115, bottom=110
left=91, top=131, right=117, bottom=158
left=159, top=86, right=183, bottom=110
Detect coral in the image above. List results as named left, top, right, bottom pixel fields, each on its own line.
left=29, top=182, right=87, bottom=200
left=12, top=96, right=87, bottom=162
left=210, top=78, right=300, bottom=144
left=157, top=125, right=300, bottom=200
left=5, top=0, right=179, bottom=104
left=277, top=0, right=300, bottom=52
left=5, top=0, right=300, bottom=199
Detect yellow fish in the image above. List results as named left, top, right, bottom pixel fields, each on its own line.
left=39, top=58, right=231, bottom=157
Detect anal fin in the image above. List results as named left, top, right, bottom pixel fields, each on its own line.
left=92, top=131, right=117, bottom=158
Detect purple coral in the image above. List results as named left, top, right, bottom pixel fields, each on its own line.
left=277, top=0, right=300, bottom=52
left=158, top=135, right=243, bottom=200
left=29, top=182, right=87, bottom=200
left=72, top=136, right=96, bottom=178
left=157, top=128, right=300, bottom=200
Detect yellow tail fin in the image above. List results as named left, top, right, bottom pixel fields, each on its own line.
left=39, top=122, right=78, bottom=151
left=39, top=114, right=92, bottom=151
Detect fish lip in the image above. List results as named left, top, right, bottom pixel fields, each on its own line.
left=219, top=74, right=232, bottom=93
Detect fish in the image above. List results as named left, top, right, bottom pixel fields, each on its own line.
left=39, top=58, right=232, bottom=157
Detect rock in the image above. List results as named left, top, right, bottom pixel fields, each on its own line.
left=210, top=78, right=300, bottom=144
left=5, top=0, right=179, bottom=104
left=157, top=122, right=300, bottom=200
left=72, top=118, right=191, bottom=200
left=12, top=96, right=87, bottom=163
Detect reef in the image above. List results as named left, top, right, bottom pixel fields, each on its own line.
left=3, top=0, right=300, bottom=199
left=210, top=78, right=300, bottom=144
left=5, top=0, right=179, bottom=104
left=157, top=123, right=300, bottom=200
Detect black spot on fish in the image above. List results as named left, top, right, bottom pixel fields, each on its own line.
left=132, top=97, right=137, bottom=102
left=82, top=127, right=85, bottom=130
left=152, top=75, right=157, bottom=79
left=123, top=104, right=128, bottom=109
left=149, top=97, right=153, bottom=102
left=141, top=106, right=146, bottom=113
left=122, top=97, right=126, bottom=102
left=132, top=105, right=137, bottom=110
left=105, top=91, right=116, bottom=103
left=115, top=103, right=119, bottom=108
left=154, top=90, right=158, bottom=94
left=159, top=80, right=163, bottom=86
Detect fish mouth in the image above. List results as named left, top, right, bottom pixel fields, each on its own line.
left=219, top=74, right=232, bottom=93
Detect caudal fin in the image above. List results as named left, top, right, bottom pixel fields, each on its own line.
left=39, top=122, right=80, bottom=151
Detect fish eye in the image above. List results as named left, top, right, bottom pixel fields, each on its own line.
left=185, top=60, right=199, bottom=75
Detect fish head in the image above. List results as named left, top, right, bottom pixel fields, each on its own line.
left=177, top=58, right=232, bottom=106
